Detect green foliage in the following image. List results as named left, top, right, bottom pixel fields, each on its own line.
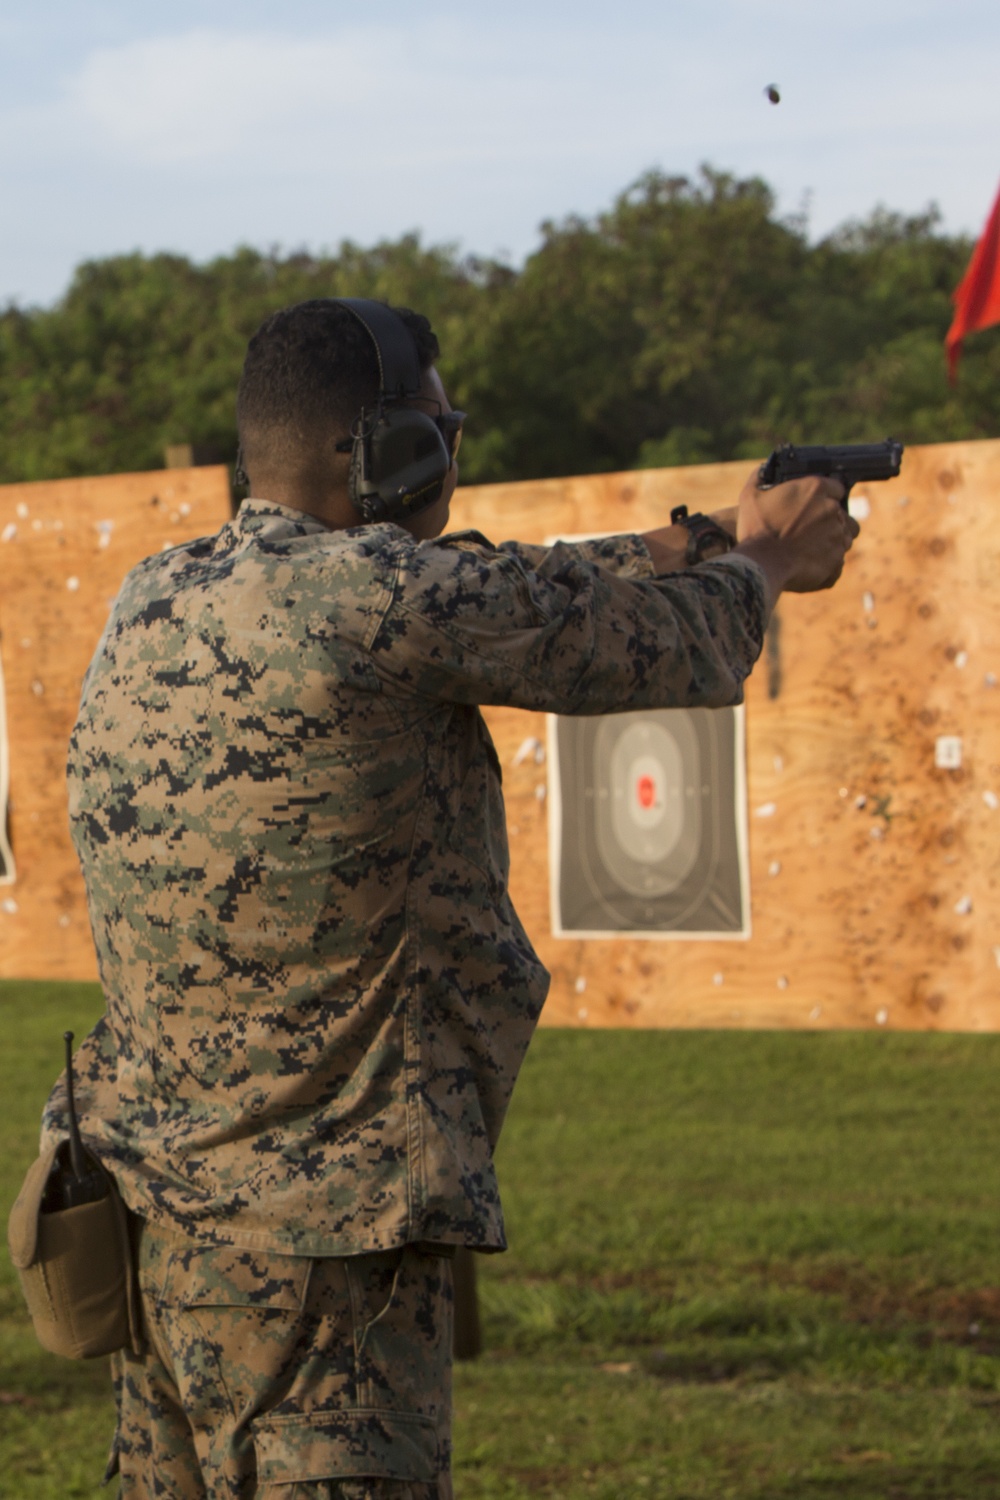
left=2, top=170, right=1000, bottom=489
left=4, top=987, right=1000, bottom=1496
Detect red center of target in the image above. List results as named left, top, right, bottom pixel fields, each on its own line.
left=636, top=774, right=657, bottom=809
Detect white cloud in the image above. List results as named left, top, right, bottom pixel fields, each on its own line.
left=56, top=20, right=710, bottom=189
left=70, top=28, right=402, bottom=164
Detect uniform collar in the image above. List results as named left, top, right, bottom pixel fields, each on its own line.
left=234, top=499, right=332, bottom=537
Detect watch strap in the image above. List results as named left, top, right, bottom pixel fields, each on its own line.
left=670, top=505, right=734, bottom=564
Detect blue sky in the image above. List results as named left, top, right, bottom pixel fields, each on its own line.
left=2, top=0, right=999, bottom=307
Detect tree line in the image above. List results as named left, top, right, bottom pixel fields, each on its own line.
left=1, top=166, right=997, bottom=489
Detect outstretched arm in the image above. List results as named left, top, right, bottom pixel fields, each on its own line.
left=641, top=470, right=858, bottom=613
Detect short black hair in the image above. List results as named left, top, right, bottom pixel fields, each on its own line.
left=236, top=299, right=440, bottom=467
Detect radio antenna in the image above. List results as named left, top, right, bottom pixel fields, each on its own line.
left=63, top=1030, right=87, bottom=1181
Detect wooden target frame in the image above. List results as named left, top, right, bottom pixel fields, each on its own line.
left=0, top=467, right=233, bottom=980
left=448, top=440, right=1000, bottom=1032
left=2, top=442, right=999, bottom=1031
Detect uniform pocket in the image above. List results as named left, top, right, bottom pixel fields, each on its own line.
left=253, top=1407, right=439, bottom=1484
left=158, top=1243, right=311, bottom=1312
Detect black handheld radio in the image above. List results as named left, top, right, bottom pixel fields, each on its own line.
left=40, top=1032, right=109, bottom=1212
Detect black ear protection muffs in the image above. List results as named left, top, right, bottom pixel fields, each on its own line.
left=334, top=298, right=457, bottom=525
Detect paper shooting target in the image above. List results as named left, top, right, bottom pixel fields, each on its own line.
left=548, top=706, right=749, bottom=938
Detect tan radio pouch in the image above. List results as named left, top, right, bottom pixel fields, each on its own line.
left=6, top=1140, right=143, bottom=1361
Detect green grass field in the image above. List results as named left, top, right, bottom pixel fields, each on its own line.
left=2, top=981, right=999, bottom=1498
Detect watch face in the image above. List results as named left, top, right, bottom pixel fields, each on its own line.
left=548, top=705, right=749, bottom=938
left=685, top=515, right=731, bottom=562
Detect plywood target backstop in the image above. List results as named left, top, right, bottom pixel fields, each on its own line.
left=1, top=442, right=998, bottom=1031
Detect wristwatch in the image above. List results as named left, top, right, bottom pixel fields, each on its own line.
left=670, top=505, right=735, bottom=564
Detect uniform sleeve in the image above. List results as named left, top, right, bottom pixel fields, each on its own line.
left=368, top=530, right=767, bottom=715
left=496, top=533, right=658, bottom=580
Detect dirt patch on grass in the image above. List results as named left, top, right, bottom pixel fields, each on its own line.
left=781, top=1264, right=1000, bottom=1352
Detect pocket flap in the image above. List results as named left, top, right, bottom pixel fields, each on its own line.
left=253, top=1408, right=438, bottom=1483
left=6, top=1142, right=60, bottom=1270
left=162, top=1243, right=310, bottom=1311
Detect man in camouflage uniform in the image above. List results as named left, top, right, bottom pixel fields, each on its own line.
left=43, top=300, right=855, bottom=1497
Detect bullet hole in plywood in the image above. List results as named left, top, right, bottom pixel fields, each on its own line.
left=513, top=737, right=544, bottom=767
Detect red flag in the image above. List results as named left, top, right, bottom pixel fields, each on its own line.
left=946, top=181, right=1000, bottom=381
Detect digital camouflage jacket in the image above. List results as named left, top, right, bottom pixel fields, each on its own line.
left=44, top=500, right=766, bottom=1255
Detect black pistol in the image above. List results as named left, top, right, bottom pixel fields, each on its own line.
left=758, top=439, right=904, bottom=505
left=40, top=1031, right=109, bottom=1212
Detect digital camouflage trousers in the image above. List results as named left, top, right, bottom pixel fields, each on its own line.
left=107, top=1218, right=454, bottom=1499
